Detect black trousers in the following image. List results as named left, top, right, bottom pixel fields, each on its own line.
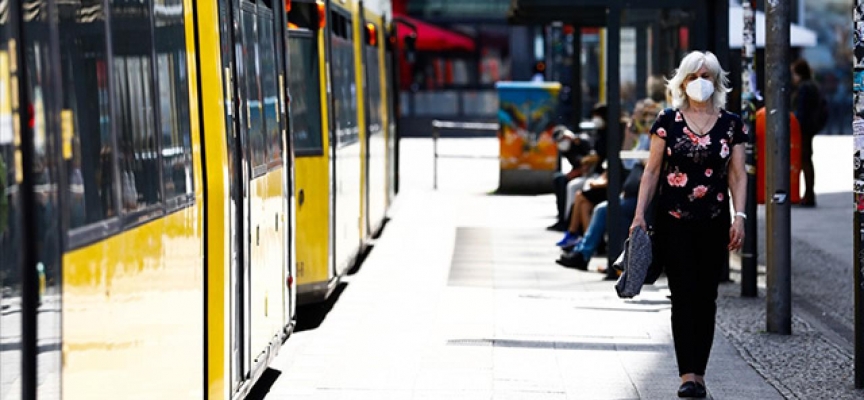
left=655, top=213, right=729, bottom=376
left=553, top=173, right=567, bottom=222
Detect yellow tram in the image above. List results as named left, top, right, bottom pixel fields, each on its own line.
left=0, top=0, right=396, bottom=398
left=289, top=0, right=396, bottom=305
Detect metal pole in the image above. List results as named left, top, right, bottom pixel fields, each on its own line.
left=636, top=26, right=647, bottom=101
left=852, top=0, right=864, bottom=387
left=433, top=122, right=439, bottom=190
left=572, top=27, right=582, bottom=126
left=605, top=6, right=623, bottom=279
left=765, top=0, right=792, bottom=335
left=741, top=0, right=759, bottom=298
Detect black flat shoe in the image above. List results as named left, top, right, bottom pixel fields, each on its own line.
left=677, top=381, right=706, bottom=398
left=546, top=221, right=568, bottom=231
left=555, top=252, right=588, bottom=270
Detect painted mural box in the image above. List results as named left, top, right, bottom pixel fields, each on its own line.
left=495, top=81, right=561, bottom=193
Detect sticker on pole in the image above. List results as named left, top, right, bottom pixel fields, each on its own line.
left=857, top=119, right=864, bottom=194
left=856, top=69, right=864, bottom=92
left=856, top=23, right=864, bottom=68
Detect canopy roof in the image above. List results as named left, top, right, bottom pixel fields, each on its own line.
left=395, top=14, right=476, bottom=53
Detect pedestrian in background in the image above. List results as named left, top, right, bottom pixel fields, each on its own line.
left=630, top=51, right=748, bottom=398
left=791, top=58, right=824, bottom=206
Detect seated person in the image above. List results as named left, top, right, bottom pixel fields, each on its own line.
left=555, top=111, right=655, bottom=270
left=555, top=100, right=655, bottom=246
left=556, top=162, right=643, bottom=271
left=550, top=125, right=593, bottom=231
left=555, top=169, right=608, bottom=247
left=550, top=104, right=608, bottom=231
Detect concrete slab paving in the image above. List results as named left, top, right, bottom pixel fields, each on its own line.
left=255, top=138, right=786, bottom=399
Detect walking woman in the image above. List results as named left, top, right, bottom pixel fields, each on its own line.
left=630, top=51, right=747, bottom=398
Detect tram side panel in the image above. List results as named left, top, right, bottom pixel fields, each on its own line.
left=362, top=11, right=388, bottom=238
left=331, top=5, right=363, bottom=277
left=204, top=0, right=292, bottom=398
left=243, top=3, right=279, bottom=371
left=229, top=0, right=290, bottom=393
left=0, top=9, right=29, bottom=399
left=59, top=0, right=206, bottom=398
left=12, top=3, right=66, bottom=397
left=384, top=30, right=398, bottom=208
left=289, top=2, right=334, bottom=305
left=195, top=0, right=234, bottom=398
left=255, top=4, right=289, bottom=358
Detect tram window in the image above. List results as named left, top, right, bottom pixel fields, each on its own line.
left=287, top=33, right=323, bottom=154
left=59, top=3, right=117, bottom=229
left=327, top=9, right=357, bottom=147
left=336, top=37, right=356, bottom=145
left=365, top=44, right=382, bottom=134
left=154, top=0, right=194, bottom=201
left=259, top=13, right=282, bottom=164
left=242, top=9, right=267, bottom=170
left=112, top=1, right=162, bottom=212
left=287, top=3, right=317, bottom=30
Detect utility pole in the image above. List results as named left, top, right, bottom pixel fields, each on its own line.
left=741, top=0, right=759, bottom=298
left=852, top=0, right=864, bottom=387
left=764, top=0, right=792, bottom=335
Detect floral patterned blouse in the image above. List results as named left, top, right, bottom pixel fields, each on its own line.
left=650, top=108, right=748, bottom=221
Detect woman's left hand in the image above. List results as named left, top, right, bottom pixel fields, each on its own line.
left=729, top=217, right=745, bottom=251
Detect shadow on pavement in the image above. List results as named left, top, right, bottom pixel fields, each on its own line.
left=295, top=282, right=348, bottom=333
left=244, top=368, right=282, bottom=400
left=347, top=244, right=372, bottom=276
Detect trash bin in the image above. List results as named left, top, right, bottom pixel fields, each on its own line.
left=496, top=81, right=561, bottom=194
left=755, top=108, right=801, bottom=204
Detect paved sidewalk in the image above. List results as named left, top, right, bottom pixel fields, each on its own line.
left=718, top=136, right=861, bottom=399
left=255, top=138, right=783, bottom=399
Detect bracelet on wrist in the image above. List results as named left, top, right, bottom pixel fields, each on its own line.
left=735, top=212, right=747, bottom=220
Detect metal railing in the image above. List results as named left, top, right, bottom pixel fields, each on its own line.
left=431, top=120, right=499, bottom=190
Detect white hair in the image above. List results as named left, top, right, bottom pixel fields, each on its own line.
left=667, top=51, right=731, bottom=110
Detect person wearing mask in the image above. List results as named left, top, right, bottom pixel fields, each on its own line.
left=549, top=125, right=593, bottom=231
left=549, top=104, right=608, bottom=232
left=589, top=104, right=609, bottom=173
left=556, top=163, right=643, bottom=272
left=630, top=51, right=748, bottom=398
left=556, top=99, right=658, bottom=271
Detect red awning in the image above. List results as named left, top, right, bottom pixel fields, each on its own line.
left=395, top=14, right=476, bottom=53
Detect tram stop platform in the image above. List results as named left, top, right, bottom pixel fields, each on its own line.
left=254, top=136, right=858, bottom=399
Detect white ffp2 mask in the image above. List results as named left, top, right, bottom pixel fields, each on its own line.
left=685, top=78, right=715, bottom=102
left=557, top=140, right=571, bottom=152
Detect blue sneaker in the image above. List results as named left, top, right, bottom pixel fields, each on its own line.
left=555, top=231, right=582, bottom=248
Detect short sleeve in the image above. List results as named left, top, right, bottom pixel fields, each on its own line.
left=729, top=113, right=748, bottom=146
left=650, top=108, right=674, bottom=141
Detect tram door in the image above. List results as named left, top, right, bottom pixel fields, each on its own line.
left=1, top=2, right=63, bottom=398
left=220, top=0, right=253, bottom=390
left=0, top=10, right=27, bottom=400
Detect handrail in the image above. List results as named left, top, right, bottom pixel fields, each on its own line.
left=431, top=120, right=499, bottom=131
left=431, top=119, right=500, bottom=190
